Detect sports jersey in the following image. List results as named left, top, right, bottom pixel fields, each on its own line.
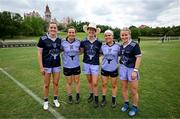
left=61, top=38, right=80, bottom=68
left=119, top=40, right=141, bottom=68
left=80, top=38, right=102, bottom=65
left=101, top=42, right=120, bottom=71
left=37, top=33, right=61, bottom=68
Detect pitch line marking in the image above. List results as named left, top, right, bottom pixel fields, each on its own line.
left=0, top=68, right=65, bottom=119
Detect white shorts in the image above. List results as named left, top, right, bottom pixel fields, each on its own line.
left=44, top=66, right=61, bottom=73
left=83, top=63, right=99, bottom=75
left=119, top=64, right=139, bottom=81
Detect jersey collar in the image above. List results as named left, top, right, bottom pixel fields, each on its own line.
left=66, top=37, right=76, bottom=44
left=86, top=37, right=97, bottom=44
left=123, top=39, right=132, bottom=48
left=106, top=41, right=115, bottom=47
left=47, top=33, right=58, bottom=41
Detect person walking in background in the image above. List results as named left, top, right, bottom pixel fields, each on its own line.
left=61, top=26, right=81, bottom=104
left=80, top=23, right=102, bottom=108
left=138, top=37, right=140, bottom=44
left=119, top=27, right=142, bottom=117
left=100, top=30, right=120, bottom=108
left=37, top=21, right=61, bottom=110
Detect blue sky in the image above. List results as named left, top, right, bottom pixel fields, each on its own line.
left=0, top=0, right=180, bottom=28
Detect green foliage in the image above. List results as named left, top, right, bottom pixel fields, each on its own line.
left=0, top=11, right=45, bottom=40
left=1, top=10, right=180, bottom=41
left=66, top=21, right=89, bottom=32
left=112, top=27, right=120, bottom=42
left=129, top=26, right=141, bottom=39
left=0, top=11, right=23, bottom=39
left=22, top=17, right=45, bottom=36
left=97, top=24, right=112, bottom=33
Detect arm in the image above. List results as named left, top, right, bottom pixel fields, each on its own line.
left=79, top=48, right=84, bottom=55
left=37, top=48, right=45, bottom=75
left=134, top=56, right=141, bottom=69
left=131, top=56, right=141, bottom=80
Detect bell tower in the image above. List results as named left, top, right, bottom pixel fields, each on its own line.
left=45, top=4, right=51, bottom=22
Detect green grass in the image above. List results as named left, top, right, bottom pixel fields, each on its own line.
left=0, top=40, right=180, bottom=118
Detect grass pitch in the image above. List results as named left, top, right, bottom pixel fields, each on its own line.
left=0, top=40, right=180, bottom=118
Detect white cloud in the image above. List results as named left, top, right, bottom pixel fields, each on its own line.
left=0, top=0, right=180, bottom=28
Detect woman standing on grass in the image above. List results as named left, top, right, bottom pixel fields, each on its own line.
left=119, top=27, right=142, bottom=117
left=80, top=23, right=102, bottom=108
left=100, top=30, right=120, bottom=108
left=61, top=26, right=81, bottom=104
left=37, top=21, right=61, bottom=110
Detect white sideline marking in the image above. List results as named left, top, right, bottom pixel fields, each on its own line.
left=0, top=68, right=65, bottom=119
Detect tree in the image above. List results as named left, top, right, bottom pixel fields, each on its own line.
left=67, top=21, right=89, bottom=32
left=0, top=11, right=12, bottom=39
left=22, top=16, right=45, bottom=36
left=0, top=11, right=23, bottom=39
left=129, top=26, right=140, bottom=39
left=112, top=27, right=120, bottom=42
left=97, top=25, right=112, bottom=33
left=10, top=13, right=23, bottom=37
left=139, top=26, right=152, bottom=36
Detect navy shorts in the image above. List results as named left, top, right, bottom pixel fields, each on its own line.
left=101, top=68, right=118, bottom=77
left=63, top=66, right=81, bottom=76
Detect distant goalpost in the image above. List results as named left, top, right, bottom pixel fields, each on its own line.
left=168, top=36, right=180, bottom=40
left=160, top=36, right=180, bottom=42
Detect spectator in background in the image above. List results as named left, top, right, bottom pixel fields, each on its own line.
left=138, top=37, right=140, bottom=44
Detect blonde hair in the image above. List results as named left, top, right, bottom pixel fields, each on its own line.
left=104, top=29, right=114, bottom=36
left=121, top=27, right=131, bottom=35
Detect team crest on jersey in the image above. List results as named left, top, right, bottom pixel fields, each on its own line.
left=87, top=44, right=96, bottom=60
left=52, top=43, right=57, bottom=48
left=90, top=44, right=93, bottom=49
left=70, top=45, right=73, bottom=50
left=108, top=48, right=112, bottom=53
left=122, top=49, right=125, bottom=55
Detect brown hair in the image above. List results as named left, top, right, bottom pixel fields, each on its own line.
left=48, top=21, right=57, bottom=28
left=67, top=26, right=77, bottom=33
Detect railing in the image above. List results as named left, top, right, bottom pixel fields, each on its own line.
left=0, top=40, right=37, bottom=48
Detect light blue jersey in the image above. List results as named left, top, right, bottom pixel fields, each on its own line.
left=101, top=42, right=120, bottom=71
left=61, top=38, right=80, bottom=68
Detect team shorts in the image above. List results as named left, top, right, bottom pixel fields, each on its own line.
left=83, top=63, right=99, bottom=75
left=63, top=66, right=81, bottom=76
left=119, top=64, right=139, bottom=81
left=44, top=66, right=61, bottom=73
left=101, top=68, right=118, bottom=77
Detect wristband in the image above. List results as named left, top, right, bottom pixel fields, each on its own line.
left=133, top=68, right=138, bottom=72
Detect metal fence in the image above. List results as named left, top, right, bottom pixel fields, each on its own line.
left=0, top=40, right=37, bottom=48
